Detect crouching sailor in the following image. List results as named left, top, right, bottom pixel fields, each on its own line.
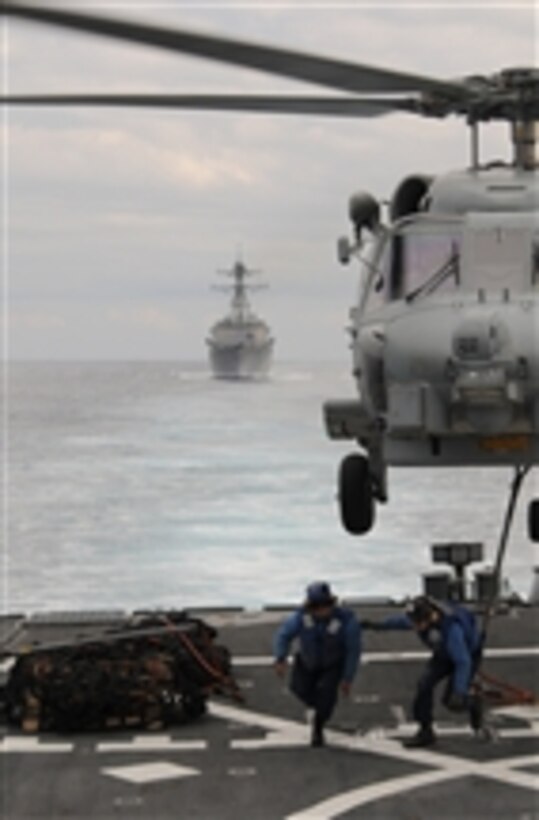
left=364, top=596, right=482, bottom=748
left=273, top=582, right=361, bottom=747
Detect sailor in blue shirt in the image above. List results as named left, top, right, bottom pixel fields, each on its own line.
left=273, top=582, right=361, bottom=747
left=364, top=596, right=482, bottom=747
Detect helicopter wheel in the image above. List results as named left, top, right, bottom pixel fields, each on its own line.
left=528, top=500, right=539, bottom=542
left=338, top=453, right=375, bottom=535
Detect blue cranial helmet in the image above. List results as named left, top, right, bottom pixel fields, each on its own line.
left=305, top=581, right=335, bottom=607
left=406, top=596, right=440, bottom=624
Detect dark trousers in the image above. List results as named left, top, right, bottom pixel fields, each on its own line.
left=290, top=655, right=342, bottom=727
left=413, top=653, right=482, bottom=731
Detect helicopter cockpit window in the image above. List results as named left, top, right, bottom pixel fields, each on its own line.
left=388, top=224, right=462, bottom=301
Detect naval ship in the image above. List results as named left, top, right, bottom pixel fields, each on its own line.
left=207, top=260, right=274, bottom=380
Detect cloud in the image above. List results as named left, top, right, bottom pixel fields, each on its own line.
left=4, top=3, right=535, bottom=359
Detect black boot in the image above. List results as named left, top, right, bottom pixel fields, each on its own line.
left=311, top=715, right=325, bottom=747
left=469, top=694, right=484, bottom=733
left=403, top=726, right=436, bottom=748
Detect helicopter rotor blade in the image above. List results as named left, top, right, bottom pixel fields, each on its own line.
left=2, top=3, right=467, bottom=100
left=0, top=93, right=422, bottom=117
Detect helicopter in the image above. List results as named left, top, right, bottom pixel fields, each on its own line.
left=2, top=3, right=538, bottom=538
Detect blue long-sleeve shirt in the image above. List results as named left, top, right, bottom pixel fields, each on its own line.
left=382, top=606, right=481, bottom=695
left=273, top=606, right=361, bottom=683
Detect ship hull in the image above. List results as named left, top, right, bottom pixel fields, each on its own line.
left=209, top=340, right=273, bottom=380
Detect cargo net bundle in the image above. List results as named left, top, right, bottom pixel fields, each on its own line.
left=3, top=613, right=243, bottom=733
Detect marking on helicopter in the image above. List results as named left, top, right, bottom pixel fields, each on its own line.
left=102, top=761, right=201, bottom=784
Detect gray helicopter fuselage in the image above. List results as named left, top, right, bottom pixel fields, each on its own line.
left=336, top=166, right=539, bottom=468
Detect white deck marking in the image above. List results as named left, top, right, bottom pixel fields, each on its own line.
left=326, top=729, right=479, bottom=772
left=286, top=753, right=539, bottom=819
left=287, top=769, right=463, bottom=820
left=97, top=736, right=206, bottom=753
left=498, top=753, right=539, bottom=769
left=209, top=702, right=304, bottom=735
left=102, top=761, right=200, bottom=784
left=387, top=723, right=539, bottom=740
left=0, top=737, right=73, bottom=753
left=211, top=703, right=456, bottom=769
left=231, top=720, right=537, bottom=749
left=481, top=647, right=539, bottom=659
left=233, top=646, right=539, bottom=667
left=493, top=705, right=539, bottom=723
left=234, top=656, right=275, bottom=667
left=482, top=758, right=539, bottom=792
left=210, top=701, right=539, bottom=817
left=232, top=729, right=307, bottom=750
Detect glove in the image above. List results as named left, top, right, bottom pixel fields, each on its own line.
left=360, top=620, right=383, bottom=630
left=446, top=692, right=469, bottom=713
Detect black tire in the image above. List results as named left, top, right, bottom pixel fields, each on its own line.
left=338, top=453, right=375, bottom=535
left=528, top=500, right=539, bottom=542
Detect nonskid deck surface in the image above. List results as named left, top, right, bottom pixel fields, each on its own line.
left=1, top=605, right=537, bottom=819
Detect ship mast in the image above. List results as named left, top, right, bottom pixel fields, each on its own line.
left=214, top=259, right=266, bottom=322
left=230, top=261, right=250, bottom=321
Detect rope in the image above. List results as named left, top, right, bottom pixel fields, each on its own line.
left=472, top=465, right=537, bottom=708
left=165, top=619, right=244, bottom=704
left=475, top=670, right=536, bottom=706
left=481, top=465, right=530, bottom=638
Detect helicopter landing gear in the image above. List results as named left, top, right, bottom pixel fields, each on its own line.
left=528, top=499, right=539, bottom=542
left=338, top=453, right=375, bottom=535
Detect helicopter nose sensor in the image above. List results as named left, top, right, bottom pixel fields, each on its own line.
left=452, top=316, right=502, bottom=361
left=448, top=316, right=529, bottom=433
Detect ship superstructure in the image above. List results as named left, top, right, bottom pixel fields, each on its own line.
left=207, top=260, right=274, bottom=380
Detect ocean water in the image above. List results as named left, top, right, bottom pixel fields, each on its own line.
left=3, top=361, right=537, bottom=613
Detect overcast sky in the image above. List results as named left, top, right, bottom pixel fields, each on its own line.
left=2, top=0, right=536, bottom=361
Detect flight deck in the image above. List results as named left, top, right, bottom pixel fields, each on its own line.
left=1, top=603, right=537, bottom=819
